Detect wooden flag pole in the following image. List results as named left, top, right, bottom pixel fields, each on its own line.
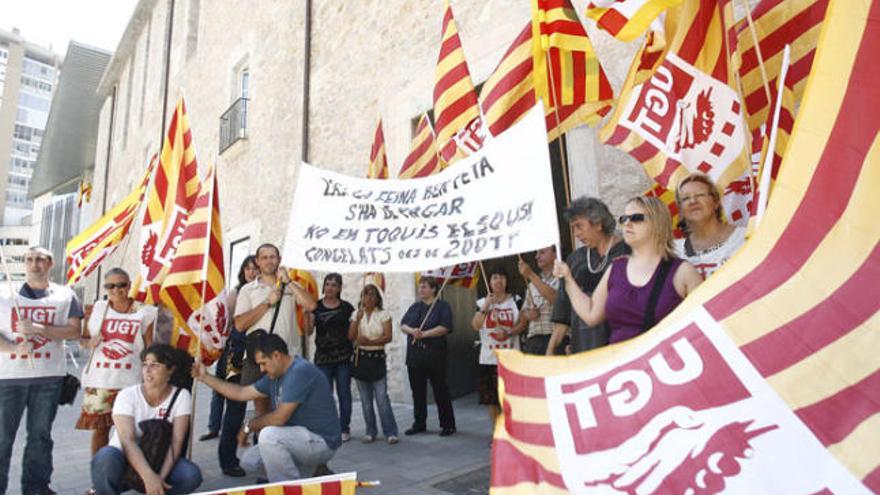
left=0, top=244, right=34, bottom=368
left=739, top=0, right=773, bottom=112
left=544, top=51, right=577, bottom=253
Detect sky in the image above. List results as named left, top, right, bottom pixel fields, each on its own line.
left=0, top=0, right=138, bottom=56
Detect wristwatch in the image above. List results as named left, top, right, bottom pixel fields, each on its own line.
left=243, top=424, right=251, bottom=435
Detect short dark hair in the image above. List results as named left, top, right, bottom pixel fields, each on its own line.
left=488, top=265, right=509, bottom=293
left=104, top=267, right=130, bottom=281
left=140, top=344, right=194, bottom=390
left=256, top=243, right=280, bottom=258
left=419, top=276, right=439, bottom=294
left=253, top=333, right=289, bottom=357
left=323, top=272, right=342, bottom=288
left=564, top=196, right=616, bottom=234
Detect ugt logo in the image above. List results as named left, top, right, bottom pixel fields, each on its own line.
left=621, top=53, right=746, bottom=181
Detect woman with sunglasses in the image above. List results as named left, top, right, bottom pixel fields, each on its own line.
left=554, top=197, right=703, bottom=344
left=91, top=344, right=201, bottom=495
left=78, top=268, right=157, bottom=456
left=675, top=173, right=747, bottom=279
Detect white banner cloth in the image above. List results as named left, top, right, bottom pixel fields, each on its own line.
left=282, top=105, right=560, bottom=272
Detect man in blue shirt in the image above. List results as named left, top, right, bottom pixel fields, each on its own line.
left=193, top=333, right=341, bottom=482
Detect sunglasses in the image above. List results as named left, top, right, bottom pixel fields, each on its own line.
left=618, top=213, right=647, bottom=224
left=104, top=282, right=131, bottom=290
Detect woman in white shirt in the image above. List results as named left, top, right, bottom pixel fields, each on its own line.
left=90, top=344, right=202, bottom=495
left=471, top=266, right=523, bottom=424
left=674, top=173, right=747, bottom=279
left=348, top=283, right=399, bottom=444
left=78, top=268, right=156, bottom=456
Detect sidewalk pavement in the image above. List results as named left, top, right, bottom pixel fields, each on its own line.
left=8, top=382, right=493, bottom=495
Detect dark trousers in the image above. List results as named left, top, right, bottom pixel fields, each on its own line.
left=407, top=361, right=455, bottom=430
left=207, top=346, right=229, bottom=433
left=218, top=374, right=246, bottom=470
left=523, top=334, right=553, bottom=355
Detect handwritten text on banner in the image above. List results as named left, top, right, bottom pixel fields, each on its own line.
left=282, top=105, right=559, bottom=272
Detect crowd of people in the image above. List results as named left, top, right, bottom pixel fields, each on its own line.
left=0, top=172, right=747, bottom=494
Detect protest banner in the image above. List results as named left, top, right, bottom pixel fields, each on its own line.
left=282, top=105, right=560, bottom=273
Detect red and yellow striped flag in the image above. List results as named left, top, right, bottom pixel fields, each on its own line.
left=492, top=1, right=880, bottom=491
left=398, top=114, right=443, bottom=179
left=600, top=0, right=753, bottom=224
left=736, top=0, right=829, bottom=133
left=480, top=22, right=612, bottom=143
left=585, top=0, right=682, bottom=41
left=159, top=166, right=227, bottom=365
left=531, top=0, right=615, bottom=108
left=432, top=0, right=483, bottom=163
left=645, top=181, right=684, bottom=238
left=288, top=268, right=318, bottom=336
left=196, top=472, right=358, bottom=495
left=132, top=98, right=201, bottom=304
left=366, top=119, right=388, bottom=179
left=66, top=155, right=157, bottom=285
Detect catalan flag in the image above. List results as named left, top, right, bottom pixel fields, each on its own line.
left=645, top=181, right=683, bottom=238
left=398, top=114, right=443, bottom=179
left=76, top=177, right=92, bottom=207
left=736, top=0, right=829, bottom=133
left=288, top=268, right=318, bottom=336
left=480, top=22, right=612, bottom=143
left=66, top=156, right=157, bottom=286
left=366, top=119, right=389, bottom=179
left=159, top=166, right=227, bottom=365
left=132, top=98, right=201, bottom=304
left=492, top=1, right=880, bottom=492
left=432, top=0, right=483, bottom=163
left=195, top=472, right=358, bottom=495
left=751, top=47, right=797, bottom=218
left=418, top=262, right=480, bottom=290
left=531, top=0, right=615, bottom=108
left=600, top=0, right=753, bottom=224
left=585, top=0, right=682, bottom=41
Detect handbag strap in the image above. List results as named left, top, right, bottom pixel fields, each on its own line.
left=161, top=387, right=183, bottom=422
left=642, top=258, right=673, bottom=333
left=268, top=281, right=288, bottom=335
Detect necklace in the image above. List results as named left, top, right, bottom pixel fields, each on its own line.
left=586, top=246, right=610, bottom=274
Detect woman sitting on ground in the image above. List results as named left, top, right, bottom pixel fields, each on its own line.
left=674, top=173, right=747, bottom=279
left=91, top=344, right=202, bottom=495
left=555, top=196, right=703, bottom=344
left=78, top=268, right=156, bottom=456
left=348, top=282, right=399, bottom=444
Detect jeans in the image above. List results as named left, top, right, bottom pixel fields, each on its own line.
left=407, top=361, right=456, bottom=430
left=317, top=361, right=352, bottom=434
left=207, top=347, right=229, bottom=433
left=218, top=375, right=246, bottom=470
left=355, top=377, right=398, bottom=438
left=0, top=378, right=62, bottom=494
left=240, top=426, right=335, bottom=482
left=91, top=446, right=202, bottom=494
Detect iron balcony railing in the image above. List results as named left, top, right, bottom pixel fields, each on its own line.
left=219, top=97, right=248, bottom=153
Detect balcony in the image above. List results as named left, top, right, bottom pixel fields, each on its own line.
left=219, top=97, right=248, bottom=153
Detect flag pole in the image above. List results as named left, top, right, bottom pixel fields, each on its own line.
left=188, top=165, right=216, bottom=460
left=738, top=0, right=773, bottom=110
left=544, top=50, right=577, bottom=253
left=0, top=244, right=34, bottom=368
left=416, top=267, right=453, bottom=333
left=755, top=45, right=791, bottom=226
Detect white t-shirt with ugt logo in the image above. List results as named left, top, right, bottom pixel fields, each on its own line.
left=476, top=295, right=520, bottom=366
left=82, top=300, right=157, bottom=389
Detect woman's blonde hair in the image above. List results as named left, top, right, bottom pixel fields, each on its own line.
left=626, top=196, right=676, bottom=260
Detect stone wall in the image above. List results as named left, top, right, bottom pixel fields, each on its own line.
left=89, top=0, right=654, bottom=403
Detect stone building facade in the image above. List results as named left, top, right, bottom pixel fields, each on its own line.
left=88, top=0, right=651, bottom=402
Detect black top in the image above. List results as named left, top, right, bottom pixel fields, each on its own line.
left=401, top=299, right=453, bottom=365
left=551, top=241, right=630, bottom=353
left=312, top=299, right=355, bottom=365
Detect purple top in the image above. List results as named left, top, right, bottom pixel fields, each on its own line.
left=605, top=257, right=684, bottom=344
